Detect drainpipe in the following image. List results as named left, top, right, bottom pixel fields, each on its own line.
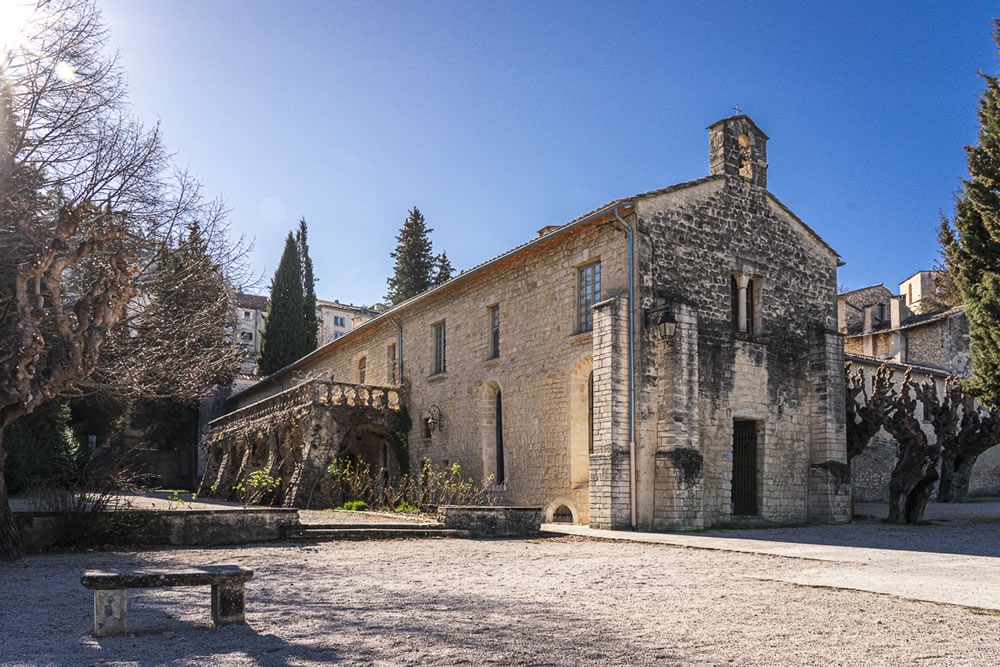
left=388, top=313, right=403, bottom=384
left=612, top=205, right=638, bottom=530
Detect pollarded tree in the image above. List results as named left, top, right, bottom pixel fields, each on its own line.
left=296, top=217, right=318, bottom=350
left=883, top=371, right=941, bottom=524
left=845, top=363, right=894, bottom=462
left=941, top=19, right=1000, bottom=409
left=258, top=232, right=307, bottom=375
left=385, top=207, right=436, bottom=305
left=0, top=0, right=247, bottom=560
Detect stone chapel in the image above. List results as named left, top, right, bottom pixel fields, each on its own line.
left=207, top=114, right=850, bottom=530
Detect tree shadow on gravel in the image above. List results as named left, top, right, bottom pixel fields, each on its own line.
left=683, top=501, right=1000, bottom=558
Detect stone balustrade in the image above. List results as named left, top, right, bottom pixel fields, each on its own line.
left=208, top=380, right=401, bottom=431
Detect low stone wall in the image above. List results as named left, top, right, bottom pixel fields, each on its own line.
left=15, top=508, right=300, bottom=551
left=437, top=505, right=542, bottom=537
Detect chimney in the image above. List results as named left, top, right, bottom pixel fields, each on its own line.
left=862, top=305, right=875, bottom=333
left=708, top=114, right=769, bottom=189
left=537, top=224, right=561, bottom=237
left=890, top=295, right=910, bottom=330
left=837, top=297, right=848, bottom=334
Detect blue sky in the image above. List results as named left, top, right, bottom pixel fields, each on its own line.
left=93, top=0, right=998, bottom=305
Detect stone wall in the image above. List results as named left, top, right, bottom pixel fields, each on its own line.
left=14, top=508, right=299, bottom=551
left=437, top=505, right=542, bottom=537
left=231, top=220, right=628, bottom=525
left=635, top=169, right=847, bottom=527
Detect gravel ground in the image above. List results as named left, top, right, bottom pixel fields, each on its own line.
left=1, top=534, right=998, bottom=666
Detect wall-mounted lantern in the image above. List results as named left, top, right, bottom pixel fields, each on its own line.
left=645, top=305, right=677, bottom=338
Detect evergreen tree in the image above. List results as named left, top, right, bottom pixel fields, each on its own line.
left=433, top=251, right=455, bottom=286
left=296, top=218, right=318, bottom=350
left=258, top=233, right=308, bottom=375
left=942, top=19, right=1000, bottom=409
left=386, top=207, right=436, bottom=304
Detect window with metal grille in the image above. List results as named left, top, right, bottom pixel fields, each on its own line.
left=358, top=356, right=366, bottom=384
left=433, top=322, right=446, bottom=375
left=577, top=261, right=601, bottom=333
left=488, top=305, right=500, bottom=359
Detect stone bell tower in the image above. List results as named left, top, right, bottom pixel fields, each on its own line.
left=708, top=115, right=769, bottom=189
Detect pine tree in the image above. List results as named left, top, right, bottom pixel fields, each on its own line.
left=942, top=19, right=1000, bottom=409
left=385, top=207, right=436, bottom=304
left=258, top=233, right=308, bottom=375
left=296, top=218, right=318, bottom=350
left=433, top=251, right=455, bottom=286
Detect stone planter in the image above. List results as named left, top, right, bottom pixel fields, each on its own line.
left=437, top=505, right=542, bottom=537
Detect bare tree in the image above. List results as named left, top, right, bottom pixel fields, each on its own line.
left=883, top=371, right=940, bottom=524
left=939, top=396, right=999, bottom=503
left=845, top=363, right=894, bottom=462
left=0, top=0, right=246, bottom=559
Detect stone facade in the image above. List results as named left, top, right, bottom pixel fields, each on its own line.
left=216, top=114, right=850, bottom=530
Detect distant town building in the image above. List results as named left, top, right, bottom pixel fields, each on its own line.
left=316, top=299, right=382, bottom=346
left=232, top=292, right=267, bottom=375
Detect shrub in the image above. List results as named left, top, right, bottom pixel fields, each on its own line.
left=232, top=469, right=280, bottom=507
left=342, top=500, right=368, bottom=511
left=327, top=457, right=499, bottom=511
left=394, top=501, right=419, bottom=514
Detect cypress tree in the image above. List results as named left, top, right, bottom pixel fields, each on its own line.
left=258, top=233, right=308, bottom=375
left=296, top=218, right=318, bottom=350
left=386, top=207, right=436, bottom=305
left=433, top=251, right=455, bottom=286
left=942, top=19, right=1000, bottom=409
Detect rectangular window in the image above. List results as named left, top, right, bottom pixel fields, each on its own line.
left=243, top=310, right=251, bottom=320
left=577, top=261, right=601, bottom=333
left=387, top=344, right=397, bottom=384
left=488, top=305, right=500, bottom=359
left=358, top=357, right=366, bottom=385
left=433, top=322, right=446, bottom=375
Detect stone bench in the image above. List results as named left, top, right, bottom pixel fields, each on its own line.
left=80, top=566, right=254, bottom=636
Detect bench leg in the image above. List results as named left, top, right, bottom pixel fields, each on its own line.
left=211, top=582, right=246, bottom=626
left=94, top=589, right=127, bottom=637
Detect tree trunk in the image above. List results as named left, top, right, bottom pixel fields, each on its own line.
left=0, top=433, right=25, bottom=561
left=950, top=455, right=978, bottom=503
left=937, top=450, right=958, bottom=503
left=886, top=443, right=939, bottom=524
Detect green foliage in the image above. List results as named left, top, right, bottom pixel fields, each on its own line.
left=296, top=217, right=318, bottom=350
left=394, top=500, right=419, bottom=514
left=3, top=400, right=79, bottom=494
left=258, top=232, right=309, bottom=375
left=941, top=19, right=1000, bottom=409
left=433, top=251, right=455, bottom=286
left=232, top=469, right=281, bottom=507
left=385, top=207, right=439, bottom=305
left=130, top=398, right=197, bottom=451
left=341, top=500, right=368, bottom=511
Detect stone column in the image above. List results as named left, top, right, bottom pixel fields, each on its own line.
left=589, top=295, right=632, bottom=530
left=735, top=274, right=750, bottom=333
left=653, top=301, right=704, bottom=530
left=807, top=327, right=851, bottom=523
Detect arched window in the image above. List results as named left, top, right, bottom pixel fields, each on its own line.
left=358, top=356, right=366, bottom=384
left=495, top=390, right=505, bottom=484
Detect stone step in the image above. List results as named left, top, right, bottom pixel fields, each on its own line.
left=284, top=527, right=469, bottom=540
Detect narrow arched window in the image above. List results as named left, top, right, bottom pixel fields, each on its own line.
left=358, top=356, right=366, bottom=384
left=495, top=389, right=505, bottom=484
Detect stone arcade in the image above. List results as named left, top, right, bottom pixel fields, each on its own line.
left=204, top=115, right=850, bottom=530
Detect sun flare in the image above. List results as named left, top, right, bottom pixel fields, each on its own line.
left=0, top=0, right=36, bottom=55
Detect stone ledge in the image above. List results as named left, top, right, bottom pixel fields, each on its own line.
left=437, top=505, right=542, bottom=537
